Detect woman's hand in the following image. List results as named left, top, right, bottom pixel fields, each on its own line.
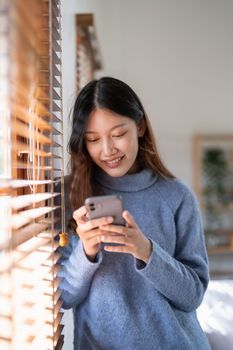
left=73, top=206, right=113, bottom=261
left=100, top=210, right=152, bottom=264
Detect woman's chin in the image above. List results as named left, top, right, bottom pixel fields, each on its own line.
left=102, top=167, right=128, bottom=177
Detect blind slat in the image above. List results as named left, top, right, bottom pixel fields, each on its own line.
left=51, top=113, right=63, bottom=123
left=55, top=335, right=64, bottom=350
left=13, top=163, right=53, bottom=171
left=12, top=120, right=52, bottom=145
left=13, top=207, right=55, bottom=230
left=52, top=101, right=62, bottom=111
left=12, top=222, right=49, bottom=247
left=0, top=237, right=52, bottom=273
left=48, top=324, right=64, bottom=345
left=1, top=179, right=54, bottom=189
left=12, top=162, right=63, bottom=172
left=52, top=26, right=60, bottom=41
left=54, top=312, right=64, bottom=332
left=54, top=300, right=63, bottom=317
left=14, top=141, right=52, bottom=158
left=12, top=103, right=52, bottom=130
left=52, top=2, right=59, bottom=17
left=51, top=14, right=59, bottom=29
left=13, top=236, right=52, bottom=267
left=44, top=252, right=62, bottom=267
left=52, top=125, right=62, bottom=134
left=52, top=88, right=61, bottom=100
left=12, top=192, right=59, bottom=209
left=53, top=76, right=61, bottom=88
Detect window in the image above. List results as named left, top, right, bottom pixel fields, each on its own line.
left=0, top=0, right=65, bottom=349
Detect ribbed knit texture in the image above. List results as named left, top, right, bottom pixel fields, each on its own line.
left=59, top=169, right=211, bottom=350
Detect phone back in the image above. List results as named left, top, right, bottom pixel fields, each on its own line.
left=85, top=195, right=125, bottom=225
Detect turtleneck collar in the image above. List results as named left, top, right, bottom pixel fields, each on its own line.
left=94, top=167, right=158, bottom=192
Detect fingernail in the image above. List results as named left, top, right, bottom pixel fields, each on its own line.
left=107, top=217, right=113, bottom=223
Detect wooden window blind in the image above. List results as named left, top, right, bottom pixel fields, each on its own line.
left=0, top=0, right=65, bottom=349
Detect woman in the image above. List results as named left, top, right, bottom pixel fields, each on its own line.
left=59, top=77, right=211, bottom=349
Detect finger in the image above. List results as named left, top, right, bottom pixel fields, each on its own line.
left=122, top=210, right=138, bottom=228
left=73, top=206, right=87, bottom=222
left=78, top=216, right=114, bottom=232
left=86, top=234, right=103, bottom=246
left=85, top=216, right=114, bottom=231
left=78, top=227, right=103, bottom=241
left=78, top=227, right=118, bottom=243
left=100, top=224, right=128, bottom=235
left=104, top=244, right=132, bottom=254
left=101, top=234, right=133, bottom=247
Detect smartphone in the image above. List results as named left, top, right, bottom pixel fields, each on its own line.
left=85, top=195, right=125, bottom=226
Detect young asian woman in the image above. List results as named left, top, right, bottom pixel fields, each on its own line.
left=58, top=77, right=211, bottom=350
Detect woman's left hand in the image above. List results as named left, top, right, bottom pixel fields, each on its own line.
left=100, top=210, right=152, bottom=264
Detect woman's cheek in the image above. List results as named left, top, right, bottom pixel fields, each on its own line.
left=86, top=144, right=99, bottom=161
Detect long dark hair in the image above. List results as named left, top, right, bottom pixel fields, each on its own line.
left=69, top=76, right=174, bottom=210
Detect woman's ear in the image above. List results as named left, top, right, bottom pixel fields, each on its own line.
left=137, top=118, right=146, bottom=137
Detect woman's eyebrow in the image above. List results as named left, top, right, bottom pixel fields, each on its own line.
left=85, top=123, right=127, bottom=134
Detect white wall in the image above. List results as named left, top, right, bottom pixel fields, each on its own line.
left=61, top=0, right=233, bottom=185
left=60, top=1, right=233, bottom=348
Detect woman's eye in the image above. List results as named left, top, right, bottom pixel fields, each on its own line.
left=86, top=138, right=99, bottom=143
left=112, top=132, right=127, bottom=138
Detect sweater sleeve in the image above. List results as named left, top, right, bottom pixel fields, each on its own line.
left=136, top=190, right=209, bottom=312
left=58, top=235, right=103, bottom=309
left=55, top=176, right=103, bottom=309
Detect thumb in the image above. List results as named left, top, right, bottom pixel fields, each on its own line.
left=123, top=210, right=138, bottom=228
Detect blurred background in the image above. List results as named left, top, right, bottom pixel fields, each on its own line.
left=0, top=0, right=232, bottom=349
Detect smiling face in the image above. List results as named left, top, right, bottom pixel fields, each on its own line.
left=84, top=108, right=142, bottom=177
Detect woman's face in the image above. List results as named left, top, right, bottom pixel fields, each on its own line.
left=84, top=108, right=141, bottom=177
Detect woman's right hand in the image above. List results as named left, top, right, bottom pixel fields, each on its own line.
left=73, top=206, right=113, bottom=262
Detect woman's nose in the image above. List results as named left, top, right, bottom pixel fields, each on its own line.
left=102, top=138, right=117, bottom=156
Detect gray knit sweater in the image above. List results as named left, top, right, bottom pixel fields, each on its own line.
left=58, top=168, right=211, bottom=350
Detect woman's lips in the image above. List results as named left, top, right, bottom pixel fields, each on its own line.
left=102, top=155, right=125, bottom=168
